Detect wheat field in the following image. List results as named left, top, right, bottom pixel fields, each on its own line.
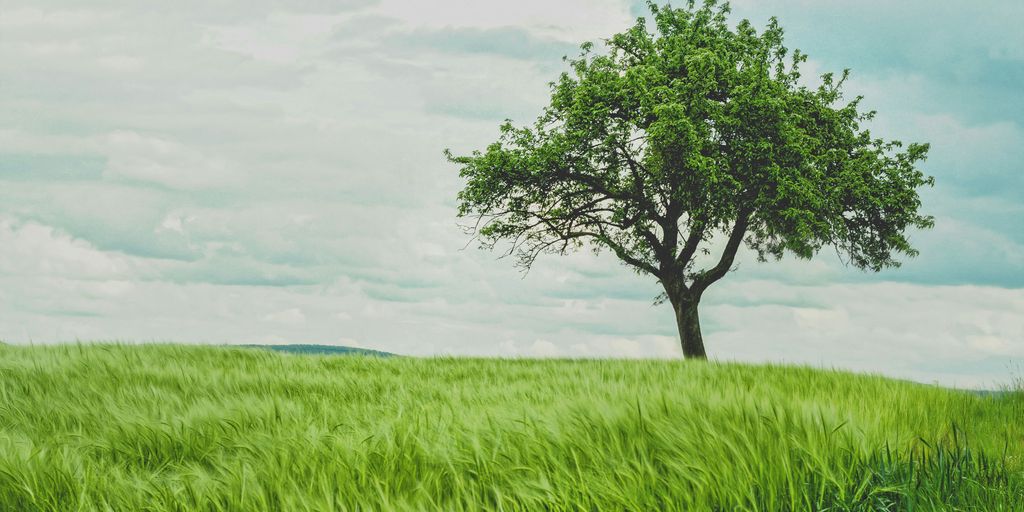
left=0, top=343, right=1021, bottom=511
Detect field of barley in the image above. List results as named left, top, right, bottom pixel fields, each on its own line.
left=0, top=343, right=1021, bottom=511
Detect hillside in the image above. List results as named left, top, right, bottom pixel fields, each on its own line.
left=237, top=343, right=393, bottom=357
left=0, top=343, right=1020, bottom=510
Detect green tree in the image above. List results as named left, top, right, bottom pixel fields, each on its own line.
left=447, top=1, right=934, bottom=359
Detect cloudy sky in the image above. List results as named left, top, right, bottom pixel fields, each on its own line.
left=2, top=0, right=1021, bottom=389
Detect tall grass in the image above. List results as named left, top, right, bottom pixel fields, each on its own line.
left=0, top=343, right=1021, bottom=510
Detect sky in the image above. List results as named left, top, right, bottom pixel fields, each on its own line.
left=1, top=0, right=1021, bottom=389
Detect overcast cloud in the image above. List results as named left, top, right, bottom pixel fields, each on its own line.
left=1, top=0, right=1021, bottom=389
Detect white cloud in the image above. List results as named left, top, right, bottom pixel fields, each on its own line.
left=158, top=214, right=195, bottom=234
left=202, top=12, right=351, bottom=64
left=96, top=55, right=143, bottom=71
left=0, top=216, right=129, bottom=278
left=335, top=336, right=362, bottom=348
left=0, top=7, right=113, bottom=31
left=792, top=307, right=850, bottom=333
left=968, top=335, right=1014, bottom=357
left=371, top=0, right=633, bottom=43
left=706, top=280, right=1024, bottom=388
left=263, top=308, right=306, bottom=324
left=101, top=131, right=240, bottom=189
left=526, top=339, right=562, bottom=357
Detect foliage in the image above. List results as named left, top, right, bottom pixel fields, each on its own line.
left=0, top=343, right=1021, bottom=511
left=448, top=1, right=934, bottom=335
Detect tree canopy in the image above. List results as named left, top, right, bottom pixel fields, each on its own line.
left=447, top=0, right=934, bottom=358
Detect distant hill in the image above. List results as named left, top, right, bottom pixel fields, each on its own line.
left=237, top=344, right=394, bottom=357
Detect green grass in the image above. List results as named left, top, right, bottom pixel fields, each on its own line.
left=0, top=343, right=1021, bottom=511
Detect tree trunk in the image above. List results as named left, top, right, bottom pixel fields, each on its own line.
left=673, top=297, right=706, bottom=359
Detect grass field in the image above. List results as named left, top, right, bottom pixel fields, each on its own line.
left=0, top=343, right=1021, bottom=511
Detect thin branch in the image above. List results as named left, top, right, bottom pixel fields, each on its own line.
left=676, top=214, right=707, bottom=267
left=692, top=209, right=751, bottom=293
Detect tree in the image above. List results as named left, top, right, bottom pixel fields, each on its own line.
left=446, top=0, right=934, bottom=359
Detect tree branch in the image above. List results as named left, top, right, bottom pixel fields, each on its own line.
left=676, top=214, right=707, bottom=267
left=692, top=209, right=751, bottom=293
